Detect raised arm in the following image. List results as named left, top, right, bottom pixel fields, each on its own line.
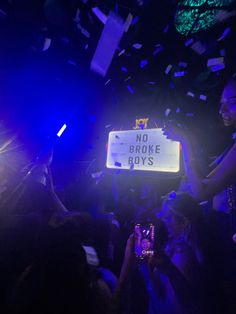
left=163, top=123, right=236, bottom=201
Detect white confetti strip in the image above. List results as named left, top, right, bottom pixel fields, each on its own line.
left=187, top=91, right=195, bottom=97
left=165, top=108, right=171, bottom=117
left=132, top=43, right=142, bottom=49
left=127, top=85, right=134, bottom=94
left=207, top=57, right=224, bottom=67
left=92, top=7, right=108, bottom=24
left=118, top=49, right=125, bottom=56
left=165, top=64, right=172, bottom=75
left=42, top=38, right=51, bottom=51
left=199, top=94, right=207, bottom=101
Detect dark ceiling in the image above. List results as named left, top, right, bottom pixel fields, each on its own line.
left=0, top=0, right=236, bottom=174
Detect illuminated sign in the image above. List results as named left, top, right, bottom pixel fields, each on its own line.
left=106, top=129, right=180, bottom=172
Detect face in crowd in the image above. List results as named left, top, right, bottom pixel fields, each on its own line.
left=219, top=80, right=236, bottom=127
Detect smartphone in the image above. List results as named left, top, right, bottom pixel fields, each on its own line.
left=134, top=223, right=155, bottom=259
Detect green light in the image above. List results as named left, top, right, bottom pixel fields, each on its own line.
left=175, top=0, right=235, bottom=36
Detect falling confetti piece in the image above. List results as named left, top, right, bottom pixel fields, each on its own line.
left=92, top=7, right=108, bottom=24
left=132, top=16, right=139, bottom=25
left=207, top=57, right=224, bottom=67
left=191, top=41, right=206, bottom=55
left=174, top=71, right=185, bottom=77
left=186, top=113, right=194, bottom=117
left=105, top=79, right=111, bottom=85
left=118, top=49, right=125, bottom=56
left=185, top=38, right=194, bottom=47
left=165, top=108, right=171, bottom=117
left=140, top=59, right=148, bottom=68
left=163, top=24, right=169, bottom=33
left=124, top=13, right=133, bottom=32
left=148, top=82, right=156, bottom=85
left=176, top=107, right=181, bottom=113
left=105, top=124, right=112, bottom=128
left=127, top=85, right=135, bottom=94
left=67, top=60, right=77, bottom=66
left=132, top=43, right=142, bottom=49
left=187, top=91, right=195, bottom=97
left=121, top=66, right=128, bottom=72
left=91, top=12, right=126, bottom=77
left=124, top=76, right=132, bottom=82
left=178, top=61, right=187, bottom=68
left=153, top=45, right=164, bottom=56
left=199, top=94, right=207, bottom=101
left=220, top=49, right=225, bottom=56
left=210, top=64, right=225, bottom=72
left=217, top=27, right=231, bottom=42
left=0, top=9, right=7, bottom=17
left=42, top=38, right=51, bottom=51
left=165, top=64, right=172, bottom=75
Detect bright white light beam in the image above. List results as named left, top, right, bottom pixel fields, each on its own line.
left=57, top=124, right=67, bottom=137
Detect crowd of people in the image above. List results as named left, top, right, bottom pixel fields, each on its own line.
left=0, top=78, right=236, bottom=314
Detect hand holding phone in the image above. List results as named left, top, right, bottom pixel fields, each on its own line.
left=134, top=224, right=155, bottom=259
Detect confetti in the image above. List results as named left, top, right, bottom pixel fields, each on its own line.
left=210, top=64, right=225, bottom=72
left=178, top=61, right=187, bottom=68
left=91, top=12, right=126, bottom=77
left=207, top=57, right=224, bottom=67
left=153, top=45, right=164, bottom=56
left=124, top=76, right=132, bottom=82
left=185, top=38, right=194, bottom=47
left=124, top=13, right=133, bottom=32
left=165, top=108, right=171, bottom=117
left=85, top=43, right=89, bottom=50
left=140, top=59, right=148, bottom=68
left=186, top=113, right=194, bottom=117
left=176, top=107, right=181, bottom=113
left=220, top=49, right=225, bottom=56
left=187, top=91, right=195, bottom=97
left=42, top=38, right=51, bottom=51
left=127, top=85, right=135, bottom=94
left=199, top=94, right=207, bottom=101
left=73, top=8, right=80, bottom=23
left=191, top=41, right=206, bottom=55
left=132, top=43, right=142, bottom=49
left=91, top=171, right=103, bottom=179
left=115, top=161, right=122, bottom=167
left=174, top=71, right=185, bottom=77
left=105, top=124, right=112, bottom=128
left=105, top=79, right=111, bottom=86
left=92, top=7, right=108, bottom=24
left=0, top=9, right=6, bottom=17
left=217, top=27, right=231, bottom=42
left=163, top=24, right=169, bottom=33
left=148, top=81, right=156, bottom=85
left=121, top=66, right=128, bottom=72
left=165, top=64, right=172, bottom=75
left=67, top=60, right=77, bottom=66
left=132, top=16, right=139, bottom=25
left=216, top=9, right=236, bottom=22
left=118, top=49, right=125, bottom=56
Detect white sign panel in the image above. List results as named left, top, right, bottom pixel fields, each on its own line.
left=106, top=129, right=180, bottom=172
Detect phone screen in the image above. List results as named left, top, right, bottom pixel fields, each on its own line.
left=134, top=223, right=155, bottom=259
